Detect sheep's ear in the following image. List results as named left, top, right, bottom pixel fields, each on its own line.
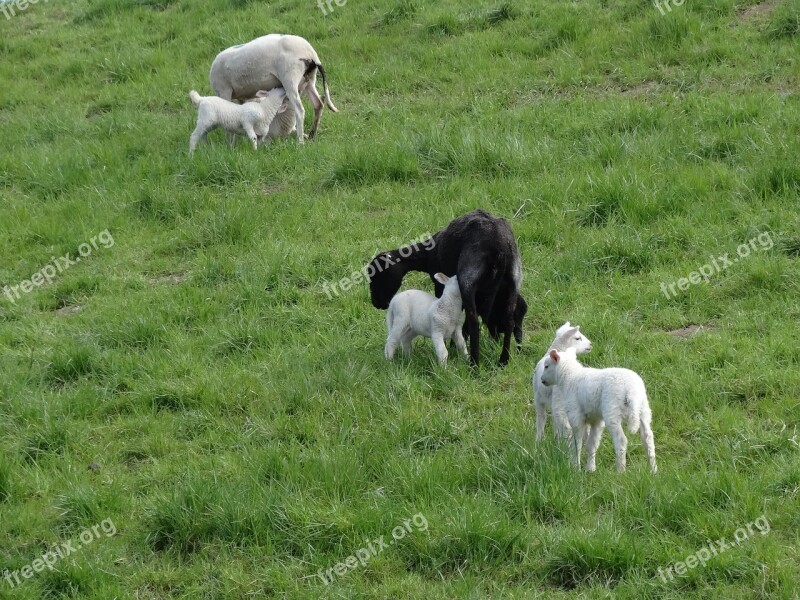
left=277, top=101, right=287, bottom=113
left=434, top=272, right=449, bottom=285
left=255, top=90, right=269, bottom=98
left=548, top=350, right=560, bottom=362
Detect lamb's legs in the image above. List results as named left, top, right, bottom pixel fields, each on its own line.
left=213, top=86, right=239, bottom=147
left=431, top=331, right=448, bottom=366
left=639, top=417, right=658, bottom=473
left=189, top=126, right=209, bottom=154
left=607, top=421, right=628, bottom=473
left=452, top=327, right=468, bottom=359
left=535, top=402, right=547, bottom=442
left=551, top=390, right=572, bottom=439
left=584, top=422, right=605, bottom=472
left=242, top=125, right=258, bottom=150
left=400, top=335, right=413, bottom=357
left=570, top=417, right=585, bottom=469
left=385, top=334, right=401, bottom=360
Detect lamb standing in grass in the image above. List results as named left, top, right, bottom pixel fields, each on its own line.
left=540, top=348, right=657, bottom=473
left=188, top=88, right=287, bottom=153
left=385, top=273, right=468, bottom=366
left=532, top=322, right=593, bottom=441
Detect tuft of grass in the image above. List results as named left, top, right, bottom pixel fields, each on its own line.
left=375, top=0, right=418, bottom=27
left=767, top=0, right=800, bottom=38
left=543, top=527, right=643, bottom=589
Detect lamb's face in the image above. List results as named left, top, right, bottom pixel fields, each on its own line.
left=561, top=326, right=593, bottom=355
left=541, top=348, right=576, bottom=386
left=540, top=353, right=558, bottom=387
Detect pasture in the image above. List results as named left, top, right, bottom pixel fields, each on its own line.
left=0, top=0, right=799, bottom=597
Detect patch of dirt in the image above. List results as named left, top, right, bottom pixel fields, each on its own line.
left=55, top=305, right=82, bottom=317
left=262, top=183, right=286, bottom=196
left=148, top=272, right=187, bottom=286
left=621, top=81, right=659, bottom=97
left=738, top=1, right=776, bottom=21
left=666, top=324, right=718, bottom=338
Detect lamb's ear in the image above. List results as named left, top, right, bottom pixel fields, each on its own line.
left=277, top=101, right=288, bottom=113
left=548, top=349, right=560, bottom=362
left=255, top=90, right=269, bottom=98
left=561, top=326, right=580, bottom=339
left=434, top=272, right=449, bottom=285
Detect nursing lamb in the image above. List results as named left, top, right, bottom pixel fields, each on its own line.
left=209, top=34, right=338, bottom=143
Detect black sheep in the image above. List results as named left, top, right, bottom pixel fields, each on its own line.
left=367, top=209, right=525, bottom=367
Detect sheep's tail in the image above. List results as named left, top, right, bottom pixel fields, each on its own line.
left=316, top=62, right=339, bottom=113
left=189, top=90, right=202, bottom=107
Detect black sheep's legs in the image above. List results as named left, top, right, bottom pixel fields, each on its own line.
left=498, top=287, right=517, bottom=366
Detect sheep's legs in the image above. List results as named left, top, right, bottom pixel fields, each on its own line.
left=607, top=421, right=628, bottom=472
left=458, top=279, right=481, bottom=367
left=585, top=422, right=605, bottom=472
left=639, top=417, right=658, bottom=473
left=307, top=82, right=324, bottom=139
left=400, top=336, right=413, bottom=356
left=498, top=286, right=518, bottom=367
left=431, top=332, right=448, bottom=366
left=284, top=86, right=306, bottom=144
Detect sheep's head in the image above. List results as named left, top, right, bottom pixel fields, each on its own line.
left=367, top=252, right=404, bottom=309
left=555, top=323, right=593, bottom=354
left=541, top=347, right=577, bottom=386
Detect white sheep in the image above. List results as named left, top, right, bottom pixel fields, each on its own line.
left=209, top=34, right=338, bottom=143
left=532, top=322, right=593, bottom=441
left=385, top=273, right=467, bottom=366
left=188, top=88, right=287, bottom=153
left=540, top=348, right=657, bottom=473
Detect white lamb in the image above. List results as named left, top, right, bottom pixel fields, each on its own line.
left=188, top=88, right=287, bottom=154
left=540, top=348, right=657, bottom=473
left=532, top=322, right=593, bottom=441
left=385, top=273, right=467, bottom=366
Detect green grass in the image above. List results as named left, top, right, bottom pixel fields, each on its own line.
left=1, top=0, right=800, bottom=597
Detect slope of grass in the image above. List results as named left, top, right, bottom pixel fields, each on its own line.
left=1, top=0, right=799, bottom=598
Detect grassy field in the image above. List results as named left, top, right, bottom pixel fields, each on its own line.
left=1, top=0, right=800, bottom=597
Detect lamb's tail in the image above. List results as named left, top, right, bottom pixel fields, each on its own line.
left=189, top=90, right=202, bottom=107
left=626, top=386, right=647, bottom=434
left=316, top=62, right=339, bottom=113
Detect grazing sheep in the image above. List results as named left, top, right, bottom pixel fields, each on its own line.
left=385, top=273, right=467, bottom=366
left=367, top=210, right=524, bottom=367
left=188, top=88, right=287, bottom=153
left=532, top=322, right=593, bottom=441
left=540, top=348, right=657, bottom=473
left=209, top=34, right=338, bottom=143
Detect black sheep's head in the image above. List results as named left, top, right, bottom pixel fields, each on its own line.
left=367, top=252, right=404, bottom=309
